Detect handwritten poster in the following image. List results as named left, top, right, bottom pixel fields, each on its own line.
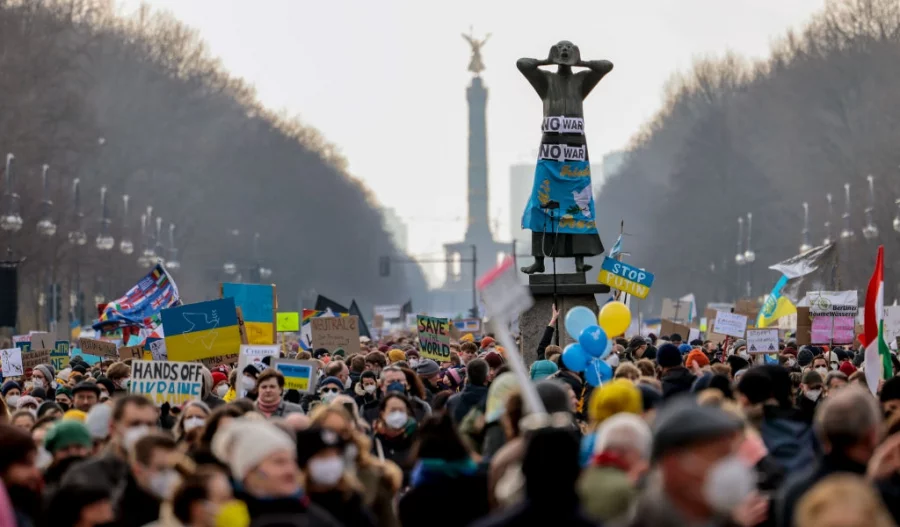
left=1, top=348, right=23, bottom=378
left=130, top=360, right=204, bottom=406
left=310, top=316, right=359, bottom=352
left=417, top=315, right=451, bottom=362
left=713, top=311, right=747, bottom=339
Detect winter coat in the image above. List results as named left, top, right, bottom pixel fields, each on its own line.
left=356, top=462, right=401, bottom=527
left=447, top=384, right=489, bottom=424
left=203, top=393, right=225, bottom=409
left=237, top=491, right=343, bottom=527
left=611, top=480, right=738, bottom=527
left=255, top=399, right=305, bottom=418
left=308, top=488, right=376, bottom=527
left=469, top=501, right=598, bottom=527
left=758, top=405, right=818, bottom=475
left=59, top=449, right=130, bottom=501
left=373, top=430, right=416, bottom=484
left=773, top=452, right=867, bottom=527
left=660, top=367, right=695, bottom=399
left=116, top=474, right=163, bottom=527
left=399, top=469, right=490, bottom=527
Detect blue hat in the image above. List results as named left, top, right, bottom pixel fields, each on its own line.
left=678, top=344, right=693, bottom=355
left=656, top=343, right=682, bottom=368
left=318, top=376, right=344, bottom=391
left=530, top=360, right=559, bottom=380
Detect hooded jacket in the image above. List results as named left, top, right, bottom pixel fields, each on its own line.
left=447, top=384, right=489, bottom=424
left=660, top=367, right=695, bottom=399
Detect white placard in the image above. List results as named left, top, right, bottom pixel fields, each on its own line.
left=237, top=344, right=280, bottom=397
left=1, top=348, right=24, bottom=378
left=884, top=306, right=900, bottom=350
left=149, top=339, right=168, bottom=361
left=374, top=305, right=402, bottom=320
left=746, top=328, right=779, bottom=353
left=805, top=290, right=859, bottom=316
left=714, top=311, right=748, bottom=338
left=130, top=360, right=203, bottom=406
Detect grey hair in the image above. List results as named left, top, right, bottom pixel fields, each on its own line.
left=379, top=365, right=405, bottom=381
left=825, top=371, right=848, bottom=387
left=594, top=413, right=653, bottom=460
left=815, top=385, right=880, bottom=450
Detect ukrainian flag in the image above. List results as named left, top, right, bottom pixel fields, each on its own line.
left=757, top=275, right=797, bottom=328
left=222, top=283, right=276, bottom=345
left=162, top=298, right=242, bottom=361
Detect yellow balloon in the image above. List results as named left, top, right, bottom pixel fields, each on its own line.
left=598, top=301, right=631, bottom=337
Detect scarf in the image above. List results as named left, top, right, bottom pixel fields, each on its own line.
left=590, top=451, right=630, bottom=472
left=410, top=458, right=478, bottom=487
left=256, top=398, right=280, bottom=417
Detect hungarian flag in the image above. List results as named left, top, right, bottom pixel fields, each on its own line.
left=864, top=245, right=893, bottom=394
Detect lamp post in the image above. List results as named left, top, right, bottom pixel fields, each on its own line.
left=138, top=206, right=157, bottom=268
left=223, top=229, right=238, bottom=276
left=119, top=195, right=134, bottom=255
left=744, top=212, right=756, bottom=298
left=95, top=186, right=115, bottom=250
left=166, top=223, right=180, bottom=270
left=153, top=217, right=165, bottom=266
left=862, top=175, right=879, bottom=240
left=36, top=164, right=56, bottom=237
left=1, top=153, right=23, bottom=233
left=67, top=178, right=87, bottom=325
left=894, top=198, right=900, bottom=233
left=735, top=217, right=745, bottom=298
left=800, top=202, right=812, bottom=253
left=823, top=193, right=834, bottom=245
left=840, top=183, right=854, bottom=239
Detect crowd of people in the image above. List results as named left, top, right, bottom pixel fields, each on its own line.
left=2, top=311, right=900, bottom=527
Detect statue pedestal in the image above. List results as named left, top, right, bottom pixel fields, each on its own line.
left=519, top=273, right=610, bottom=364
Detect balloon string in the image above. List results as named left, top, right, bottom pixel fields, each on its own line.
left=593, top=359, right=603, bottom=388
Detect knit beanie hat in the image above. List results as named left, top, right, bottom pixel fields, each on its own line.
left=85, top=403, right=112, bottom=440
left=16, top=395, right=39, bottom=410
left=685, top=350, right=710, bottom=369
left=63, top=409, right=88, bottom=422
left=1, top=380, right=20, bottom=396
left=678, top=344, right=693, bottom=355
left=480, top=336, right=496, bottom=349
left=530, top=360, right=559, bottom=381
left=586, top=379, right=642, bottom=426
left=37, top=401, right=62, bottom=418
left=637, top=384, right=662, bottom=411
left=459, top=334, right=475, bottom=343
left=317, top=377, right=343, bottom=391
left=838, top=361, right=857, bottom=377
left=228, top=421, right=296, bottom=482
left=483, top=351, right=503, bottom=369
left=44, top=420, right=92, bottom=453
left=55, top=386, right=73, bottom=399
left=34, top=365, right=55, bottom=385
left=656, top=343, right=682, bottom=368
left=387, top=349, right=406, bottom=364
left=415, top=359, right=441, bottom=377
left=211, top=371, right=227, bottom=387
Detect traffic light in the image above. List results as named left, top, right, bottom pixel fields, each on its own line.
left=379, top=256, right=391, bottom=277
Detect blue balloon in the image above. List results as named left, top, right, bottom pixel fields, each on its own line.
left=584, top=358, right=614, bottom=387
left=562, top=343, right=591, bottom=373
left=579, top=325, right=608, bottom=358
left=565, top=306, right=597, bottom=340
left=599, top=339, right=613, bottom=360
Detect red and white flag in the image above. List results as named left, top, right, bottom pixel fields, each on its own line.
left=864, top=245, right=893, bottom=395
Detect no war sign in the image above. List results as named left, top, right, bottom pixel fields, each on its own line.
left=597, top=257, right=655, bottom=299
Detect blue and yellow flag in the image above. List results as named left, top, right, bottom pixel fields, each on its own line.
left=162, top=298, right=242, bottom=361
left=757, top=275, right=797, bottom=328
left=221, top=283, right=276, bottom=345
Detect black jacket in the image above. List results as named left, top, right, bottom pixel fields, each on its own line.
left=308, top=489, right=376, bottom=527
left=535, top=325, right=556, bottom=360
left=773, top=452, right=867, bottom=527
left=660, top=367, right=695, bottom=399
left=399, top=470, right=490, bottom=527
left=116, top=474, right=162, bottom=527
left=470, top=501, right=597, bottom=527
left=237, top=491, right=343, bottom=527
left=447, top=384, right=489, bottom=423
left=60, top=449, right=130, bottom=498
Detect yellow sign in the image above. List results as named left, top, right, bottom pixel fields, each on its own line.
left=598, top=270, right=650, bottom=299
left=276, top=312, right=300, bottom=332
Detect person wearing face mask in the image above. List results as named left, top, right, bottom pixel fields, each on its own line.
left=170, top=466, right=234, bottom=527
left=362, top=366, right=431, bottom=424
left=220, top=369, right=238, bottom=402
left=324, top=360, right=352, bottom=392
left=240, top=362, right=265, bottom=400
left=106, top=362, right=132, bottom=396
left=2, top=380, right=22, bottom=410
left=115, top=432, right=180, bottom=526
left=32, top=363, right=57, bottom=399
left=210, top=370, right=229, bottom=400
left=797, top=370, right=824, bottom=420
left=55, top=386, right=74, bottom=411
left=372, top=393, right=418, bottom=483
left=416, top=359, right=446, bottom=404
left=297, top=427, right=377, bottom=527
left=774, top=386, right=883, bottom=527
left=304, top=377, right=345, bottom=413
left=175, top=400, right=211, bottom=444
left=617, top=397, right=758, bottom=527
left=198, top=367, right=225, bottom=410
left=731, top=340, right=751, bottom=361
left=227, top=419, right=341, bottom=526
left=354, top=371, right=380, bottom=409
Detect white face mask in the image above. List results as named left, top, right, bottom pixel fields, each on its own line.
left=703, top=455, right=756, bottom=515
left=183, top=416, right=206, bottom=432
left=6, top=395, right=20, bottom=407
left=804, top=389, right=822, bottom=402
left=785, top=359, right=796, bottom=368
left=816, top=367, right=828, bottom=376
left=320, top=391, right=338, bottom=404
left=149, top=469, right=179, bottom=499
left=409, top=359, right=420, bottom=369
left=307, top=456, right=345, bottom=487
left=385, top=410, right=409, bottom=430
left=364, top=384, right=377, bottom=394
left=343, top=376, right=352, bottom=390
left=123, top=425, right=151, bottom=452
left=738, top=350, right=750, bottom=360
left=214, top=384, right=228, bottom=397
left=36, top=447, right=53, bottom=471
left=241, top=376, right=256, bottom=391
left=31, top=378, right=44, bottom=389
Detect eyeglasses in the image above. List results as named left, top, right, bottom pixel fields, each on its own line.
left=320, top=387, right=341, bottom=394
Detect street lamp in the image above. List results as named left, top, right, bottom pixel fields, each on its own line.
left=799, top=202, right=812, bottom=254
left=744, top=213, right=755, bottom=263
left=862, top=175, right=879, bottom=240
left=67, top=179, right=87, bottom=245
left=119, top=195, right=134, bottom=255
left=1, top=153, right=23, bottom=232
left=153, top=217, right=165, bottom=266
left=823, top=193, right=833, bottom=245
left=223, top=229, right=238, bottom=275
left=166, top=223, right=180, bottom=270
left=95, top=186, right=115, bottom=250
left=735, top=217, right=745, bottom=266
left=36, top=164, right=56, bottom=237
left=840, top=183, right=854, bottom=239
left=138, top=206, right=156, bottom=267
left=894, top=198, right=900, bottom=233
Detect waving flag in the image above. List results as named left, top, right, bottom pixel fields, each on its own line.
left=757, top=243, right=837, bottom=328
left=93, top=264, right=179, bottom=330
left=864, top=246, right=892, bottom=394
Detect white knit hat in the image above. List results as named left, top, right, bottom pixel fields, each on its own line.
left=226, top=420, right=296, bottom=482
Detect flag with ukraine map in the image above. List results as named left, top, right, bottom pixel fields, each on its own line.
left=161, top=298, right=242, bottom=361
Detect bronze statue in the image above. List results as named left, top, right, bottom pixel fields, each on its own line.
left=518, top=41, right=612, bottom=275
left=462, top=29, right=490, bottom=75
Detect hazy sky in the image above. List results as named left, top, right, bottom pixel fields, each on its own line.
left=119, top=0, right=827, bottom=285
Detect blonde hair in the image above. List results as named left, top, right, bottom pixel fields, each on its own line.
left=614, top=363, right=641, bottom=382
left=796, top=474, right=895, bottom=527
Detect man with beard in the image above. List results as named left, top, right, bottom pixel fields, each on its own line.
left=0, top=424, right=43, bottom=526
left=416, top=359, right=446, bottom=404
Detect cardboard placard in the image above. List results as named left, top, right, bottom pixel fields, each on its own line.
left=118, top=345, right=145, bottom=360
left=832, top=316, right=855, bottom=344
left=811, top=317, right=833, bottom=344
left=714, top=311, right=748, bottom=338
left=221, top=283, right=277, bottom=344
left=310, top=316, right=360, bottom=353
left=147, top=338, right=167, bottom=361
left=374, top=305, right=403, bottom=320
left=734, top=299, right=760, bottom=319
left=130, top=360, right=204, bottom=406
left=272, top=359, right=318, bottom=393
left=79, top=338, right=117, bottom=357
left=795, top=307, right=812, bottom=346
left=51, top=341, right=70, bottom=371
left=1, top=348, right=23, bottom=377
left=22, top=349, right=52, bottom=370
left=200, top=354, right=239, bottom=369
left=30, top=332, right=52, bottom=350
left=746, top=329, right=778, bottom=353
left=660, top=320, right=690, bottom=341
left=373, top=314, right=385, bottom=329
left=417, top=315, right=451, bottom=362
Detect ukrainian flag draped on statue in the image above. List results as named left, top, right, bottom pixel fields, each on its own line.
left=522, top=160, right=597, bottom=235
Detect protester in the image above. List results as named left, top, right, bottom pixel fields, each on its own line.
left=657, top=343, right=695, bottom=399
left=448, top=358, right=490, bottom=423
left=372, top=392, right=418, bottom=480
left=0, top=424, right=43, bottom=526
left=170, top=466, right=234, bottom=527
left=71, top=382, right=101, bottom=413
left=174, top=400, right=211, bottom=444
left=253, top=368, right=304, bottom=417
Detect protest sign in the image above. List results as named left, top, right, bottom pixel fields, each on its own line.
left=22, top=349, right=51, bottom=370
left=130, top=360, right=204, bottom=406
left=405, top=313, right=418, bottom=328
left=476, top=256, right=534, bottom=323
left=832, top=316, right=855, bottom=344
left=453, top=318, right=482, bottom=334
left=162, top=298, right=242, bottom=361
left=374, top=305, right=402, bottom=320
left=688, top=328, right=700, bottom=343
left=597, top=257, right=654, bottom=299
left=714, top=311, right=747, bottom=338
left=884, top=306, right=900, bottom=347
left=51, top=341, right=70, bottom=371
left=661, top=320, right=690, bottom=341
left=811, top=317, right=832, bottom=344
left=1, top=348, right=23, bottom=377
left=373, top=314, right=384, bottom=329
left=222, top=283, right=276, bottom=344
left=805, top=290, right=859, bottom=316
left=79, top=338, right=117, bottom=357
left=417, top=315, right=451, bottom=362
left=272, top=359, right=317, bottom=393
left=200, top=354, right=239, bottom=369
left=118, top=345, right=145, bottom=360
left=661, top=299, right=690, bottom=322
left=746, top=329, right=778, bottom=353
left=30, top=332, right=52, bottom=350
left=237, top=344, right=280, bottom=397
left=276, top=312, right=299, bottom=332
left=310, top=316, right=359, bottom=352
left=147, top=338, right=167, bottom=361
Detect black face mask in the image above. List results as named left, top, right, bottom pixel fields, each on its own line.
left=57, top=402, right=70, bottom=412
